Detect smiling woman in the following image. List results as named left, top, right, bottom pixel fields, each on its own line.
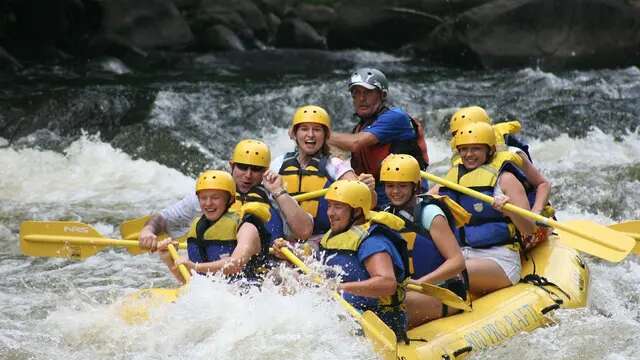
left=438, top=122, right=536, bottom=295
left=271, top=104, right=365, bottom=244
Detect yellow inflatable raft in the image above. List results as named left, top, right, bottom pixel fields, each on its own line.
left=396, top=235, right=589, bottom=359
left=118, top=234, right=589, bottom=359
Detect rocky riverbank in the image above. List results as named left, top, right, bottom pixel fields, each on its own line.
left=1, top=0, right=640, bottom=71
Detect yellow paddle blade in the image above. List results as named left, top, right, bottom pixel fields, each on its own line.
left=119, top=215, right=150, bottom=255
left=555, top=220, right=636, bottom=262
left=118, top=287, right=182, bottom=324
left=20, top=220, right=187, bottom=259
left=608, top=220, right=640, bottom=255
left=21, top=221, right=107, bottom=259
left=406, top=283, right=472, bottom=312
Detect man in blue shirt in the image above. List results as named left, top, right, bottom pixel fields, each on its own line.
left=328, top=68, right=429, bottom=208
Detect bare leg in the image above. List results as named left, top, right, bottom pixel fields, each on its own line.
left=465, top=258, right=512, bottom=295
left=405, top=291, right=462, bottom=328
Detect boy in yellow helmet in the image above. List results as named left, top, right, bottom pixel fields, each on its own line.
left=157, top=170, right=265, bottom=283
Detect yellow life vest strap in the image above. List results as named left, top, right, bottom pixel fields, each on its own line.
left=428, top=194, right=471, bottom=228
left=239, top=202, right=272, bottom=223
left=185, top=212, right=241, bottom=242
left=368, top=211, right=405, bottom=231
left=320, top=224, right=368, bottom=252
left=493, top=120, right=521, bottom=150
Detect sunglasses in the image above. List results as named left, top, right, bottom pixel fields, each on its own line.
left=234, top=163, right=266, bottom=172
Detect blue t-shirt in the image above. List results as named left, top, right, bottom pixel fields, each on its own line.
left=357, top=233, right=405, bottom=281
left=362, top=107, right=428, bottom=207
left=362, top=107, right=416, bottom=144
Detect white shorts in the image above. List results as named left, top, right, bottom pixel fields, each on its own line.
left=462, top=246, right=521, bottom=285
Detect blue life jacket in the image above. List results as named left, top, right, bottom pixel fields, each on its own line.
left=319, top=218, right=409, bottom=341
left=384, top=195, right=462, bottom=279
left=186, top=211, right=269, bottom=280
left=441, top=152, right=528, bottom=248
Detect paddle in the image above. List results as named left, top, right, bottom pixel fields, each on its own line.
left=119, top=188, right=331, bottom=249
left=168, top=242, right=191, bottom=283
left=608, top=220, right=640, bottom=256
left=421, top=171, right=635, bottom=262
left=20, top=220, right=186, bottom=259
left=406, top=283, right=472, bottom=312
left=279, top=247, right=397, bottom=360
left=120, top=215, right=154, bottom=255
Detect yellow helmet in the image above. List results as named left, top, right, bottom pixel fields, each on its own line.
left=449, top=106, right=491, bottom=136
left=291, top=105, right=331, bottom=129
left=380, top=154, right=421, bottom=184
left=195, top=170, right=236, bottom=197
left=231, top=139, right=271, bottom=167
left=455, top=122, right=496, bottom=148
left=325, top=180, right=372, bottom=218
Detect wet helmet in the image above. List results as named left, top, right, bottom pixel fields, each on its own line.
left=231, top=139, right=271, bottom=167
left=325, top=180, right=372, bottom=218
left=348, top=68, right=389, bottom=94
left=195, top=170, right=236, bottom=199
left=380, top=154, right=421, bottom=184
left=454, top=122, right=496, bottom=148
left=291, top=105, right=331, bottom=130
left=449, top=106, right=491, bottom=136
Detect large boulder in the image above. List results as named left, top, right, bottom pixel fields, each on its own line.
left=275, top=18, right=326, bottom=49
left=419, top=0, right=640, bottom=69
left=187, top=0, right=269, bottom=50
left=293, top=3, right=336, bottom=34
left=200, top=24, right=246, bottom=51
left=327, top=0, right=443, bottom=50
left=99, top=0, right=193, bottom=50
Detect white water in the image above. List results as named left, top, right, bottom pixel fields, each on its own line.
left=1, top=125, right=639, bottom=359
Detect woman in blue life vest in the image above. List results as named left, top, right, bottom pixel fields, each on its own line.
left=289, top=180, right=410, bottom=341
left=447, top=106, right=552, bottom=250
left=380, top=154, right=467, bottom=328
left=157, top=170, right=267, bottom=284
left=267, top=105, right=375, bottom=246
left=435, top=122, right=536, bottom=295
